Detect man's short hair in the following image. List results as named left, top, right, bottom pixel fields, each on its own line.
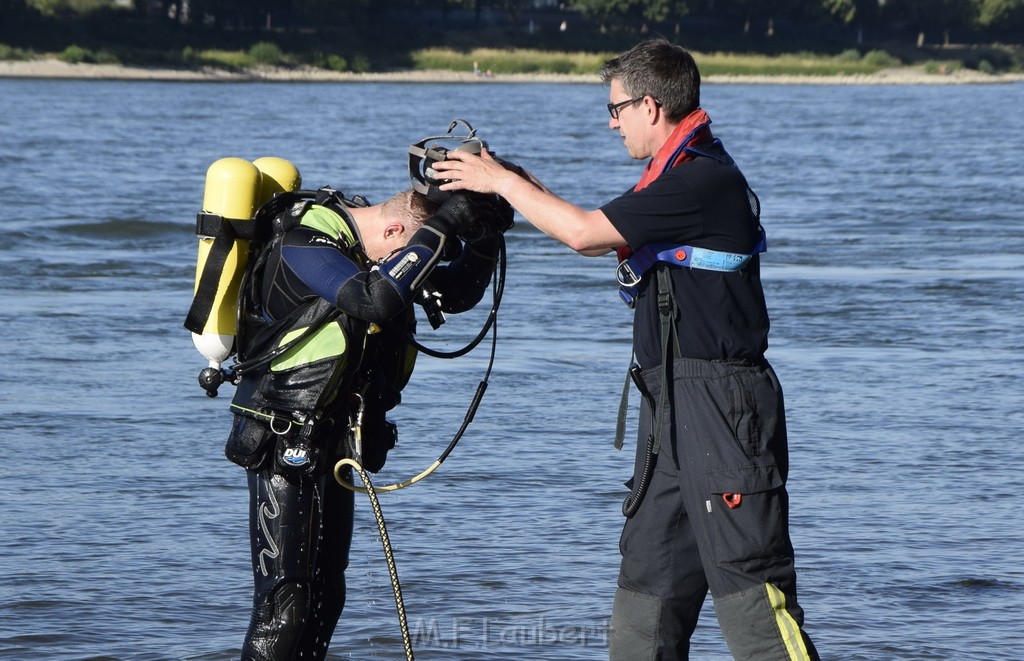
left=599, top=38, right=701, bottom=124
left=382, top=189, right=439, bottom=232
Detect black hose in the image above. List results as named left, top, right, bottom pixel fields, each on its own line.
left=424, top=234, right=504, bottom=465
left=622, top=434, right=657, bottom=518
left=411, top=234, right=506, bottom=360
left=622, top=364, right=659, bottom=518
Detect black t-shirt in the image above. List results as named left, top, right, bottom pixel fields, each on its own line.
left=601, top=145, right=770, bottom=368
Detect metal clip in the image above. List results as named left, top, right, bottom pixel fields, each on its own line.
left=269, top=415, right=293, bottom=436
left=348, top=393, right=366, bottom=461
left=354, top=393, right=366, bottom=431
left=616, top=260, right=642, bottom=287
left=629, top=363, right=656, bottom=410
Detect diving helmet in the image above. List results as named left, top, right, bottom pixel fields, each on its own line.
left=408, top=119, right=487, bottom=203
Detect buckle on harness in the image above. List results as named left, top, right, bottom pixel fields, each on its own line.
left=656, top=282, right=673, bottom=316
left=616, top=260, right=643, bottom=288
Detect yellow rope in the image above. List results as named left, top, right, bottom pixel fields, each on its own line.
left=333, top=458, right=442, bottom=493
left=335, top=457, right=415, bottom=661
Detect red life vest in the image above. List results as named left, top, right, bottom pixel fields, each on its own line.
left=615, top=109, right=713, bottom=263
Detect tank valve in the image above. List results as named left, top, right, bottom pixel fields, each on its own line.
left=198, top=367, right=225, bottom=398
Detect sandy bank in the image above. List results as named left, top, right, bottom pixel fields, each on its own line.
left=2, top=58, right=1022, bottom=85
left=0, top=59, right=598, bottom=83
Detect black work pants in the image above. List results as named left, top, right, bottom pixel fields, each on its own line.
left=610, top=358, right=817, bottom=661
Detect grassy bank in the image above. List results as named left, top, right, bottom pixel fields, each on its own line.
left=417, top=46, right=917, bottom=76
left=3, top=41, right=995, bottom=79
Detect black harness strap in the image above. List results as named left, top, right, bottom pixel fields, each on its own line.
left=183, top=213, right=255, bottom=335
left=652, top=265, right=676, bottom=457
left=614, top=370, right=631, bottom=450
left=195, top=212, right=259, bottom=242
left=618, top=265, right=677, bottom=517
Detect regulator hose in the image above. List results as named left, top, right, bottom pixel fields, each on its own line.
left=412, top=232, right=506, bottom=359
left=331, top=235, right=506, bottom=661
left=334, top=233, right=505, bottom=494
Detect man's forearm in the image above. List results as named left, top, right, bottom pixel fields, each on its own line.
left=499, top=175, right=621, bottom=255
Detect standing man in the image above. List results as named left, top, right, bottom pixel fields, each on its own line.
left=433, top=38, right=818, bottom=661
left=224, top=184, right=510, bottom=660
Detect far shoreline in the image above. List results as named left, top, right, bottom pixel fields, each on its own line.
left=2, top=57, right=1023, bottom=85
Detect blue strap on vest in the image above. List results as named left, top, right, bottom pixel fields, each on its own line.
left=616, top=226, right=767, bottom=308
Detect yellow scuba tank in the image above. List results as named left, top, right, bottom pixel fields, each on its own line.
left=254, top=156, right=302, bottom=202
left=187, top=157, right=301, bottom=396
left=190, top=157, right=260, bottom=369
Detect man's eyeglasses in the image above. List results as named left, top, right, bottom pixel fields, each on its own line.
left=607, top=95, right=646, bottom=119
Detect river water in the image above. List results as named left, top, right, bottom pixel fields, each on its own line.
left=1, top=78, right=1022, bottom=660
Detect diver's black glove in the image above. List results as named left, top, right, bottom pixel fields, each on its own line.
left=488, top=195, right=515, bottom=233
left=459, top=195, right=515, bottom=242
left=424, top=192, right=490, bottom=236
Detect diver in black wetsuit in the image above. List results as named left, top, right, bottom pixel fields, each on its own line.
left=224, top=187, right=510, bottom=661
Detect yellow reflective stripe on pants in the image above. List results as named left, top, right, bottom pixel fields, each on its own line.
left=765, top=583, right=812, bottom=661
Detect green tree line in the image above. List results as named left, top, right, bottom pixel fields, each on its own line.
left=2, top=0, right=1022, bottom=74
left=6, top=0, right=1024, bottom=38
left=572, top=0, right=1024, bottom=34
